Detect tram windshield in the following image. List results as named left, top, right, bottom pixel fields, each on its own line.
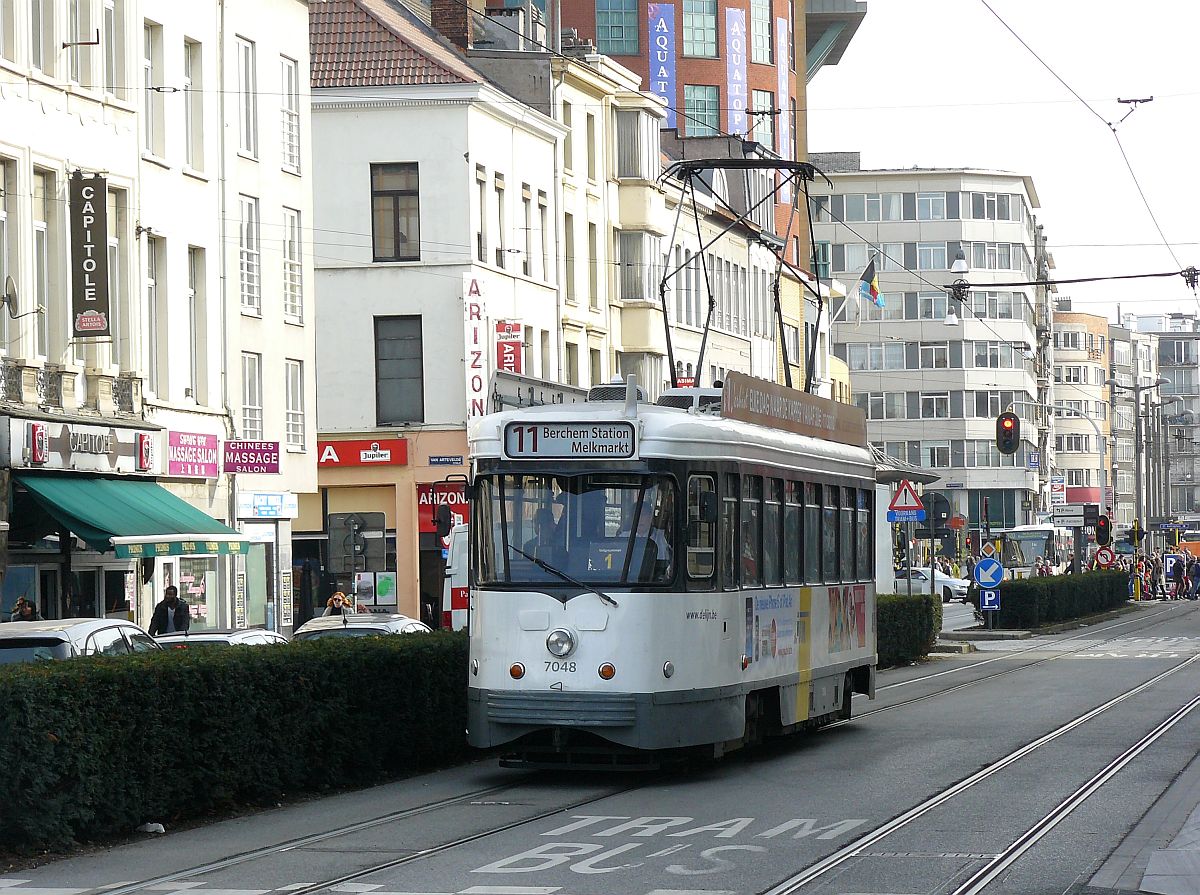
left=476, top=473, right=676, bottom=586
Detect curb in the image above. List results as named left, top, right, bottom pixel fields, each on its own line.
left=929, top=641, right=977, bottom=654
left=941, top=628, right=1031, bottom=641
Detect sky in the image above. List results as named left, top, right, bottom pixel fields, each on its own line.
left=805, top=0, right=1200, bottom=324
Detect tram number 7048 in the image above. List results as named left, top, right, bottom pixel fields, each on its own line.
left=545, top=661, right=577, bottom=673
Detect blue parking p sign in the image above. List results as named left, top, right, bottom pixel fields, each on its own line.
left=981, top=589, right=1000, bottom=611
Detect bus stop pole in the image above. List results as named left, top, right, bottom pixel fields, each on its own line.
left=905, top=521, right=913, bottom=599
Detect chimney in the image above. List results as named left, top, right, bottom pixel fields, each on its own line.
left=431, top=0, right=484, bottom=51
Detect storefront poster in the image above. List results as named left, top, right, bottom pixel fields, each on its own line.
left=168, top=431, right=219, bottom=478
left=280, top=570, right=293, bottom=626
left=375, top=571, right=398, bottom=606
left=235, top=572, right=246, bottom=629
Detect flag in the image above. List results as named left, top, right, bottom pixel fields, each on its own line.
left=858, top=259, right=883, bottom=308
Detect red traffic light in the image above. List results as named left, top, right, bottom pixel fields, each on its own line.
left=1002, top=418, right=1014, bottom=429
left=995, top=411, right=1020, bottom=455
left=1096, top=514, right=1112, bottom=546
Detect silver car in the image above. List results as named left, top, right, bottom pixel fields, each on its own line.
left=0, top=618, right=162, bottom=664
left=155, top=629, right=289, bottom=649
left=897, top=567, right=972, bottom=603
left=292, top=613, right=431, bottom=641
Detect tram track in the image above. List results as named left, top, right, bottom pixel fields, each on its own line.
left=760, top=651, right=1200, bottom=894
left=852, top=602, right=1189, bottom=722
left=32, top=605, right=1196, bottom=895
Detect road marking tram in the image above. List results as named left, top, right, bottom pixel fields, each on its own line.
left=466, top=373, right=877, bottom=767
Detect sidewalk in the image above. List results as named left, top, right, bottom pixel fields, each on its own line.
left=1091, top=749, right=1200, bottom=894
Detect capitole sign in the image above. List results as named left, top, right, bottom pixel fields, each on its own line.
left=317, top=438, right=408, bottom=468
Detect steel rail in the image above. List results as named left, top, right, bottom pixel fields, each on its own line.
left=760, top=652, right=1200, bottom=894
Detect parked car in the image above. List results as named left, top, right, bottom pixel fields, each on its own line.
left=155, top=629, right=289, bottom=648
left=291, top=613, right=431, bottom=641
left=0, top=618, right=162, bottom=664
left=896, top=567, right=971, bottom=603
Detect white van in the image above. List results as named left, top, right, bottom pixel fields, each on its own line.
left=441, top=523, right=469, bottom=631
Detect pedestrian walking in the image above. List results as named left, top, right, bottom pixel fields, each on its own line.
left=147, top=586, right=190, bottom=635
left=1171, top=556, right=1185, bottom=599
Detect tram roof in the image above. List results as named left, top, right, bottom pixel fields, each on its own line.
left=469, top=399, right=875, bottom=480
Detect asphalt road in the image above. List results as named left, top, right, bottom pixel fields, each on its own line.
left=5, top=601, right=1199, bottom=895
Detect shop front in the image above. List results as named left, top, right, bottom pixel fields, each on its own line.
left=1, top=415, right=246, bottom=626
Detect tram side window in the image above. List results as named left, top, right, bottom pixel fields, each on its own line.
left=857, top=488, right=872, bottom=580
left=763, top=479, right=783, bottom=586
left=784, top=482, right=801, bottom=584
left=741, top=476, right=763, bottom=587
left=803, top=483, right=821, bottom=584
left=841, top=486, right=855, bottom=581
left=722, top=474, right=739, bottom=589
left=823, top=486, right=838, bottom=583
left=687, top=475, right=716, bottom=580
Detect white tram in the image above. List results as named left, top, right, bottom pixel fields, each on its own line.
left=466, top=373, right=877, bottom=767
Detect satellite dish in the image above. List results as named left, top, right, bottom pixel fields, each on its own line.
left=2, top=276, right=16, bottom=318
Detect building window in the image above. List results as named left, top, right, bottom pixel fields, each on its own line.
left=0, top=159, right=9, bottom=349
left=375, top=316, right=423, bottom=424
left=143, top=22, right=164, bottom=155
left=282, top=206, right=303, bottom=320
left=586, top=113, right=597, bottom=180
left=563, top=213, right=576, bottom=303
left=285, top=359, right=304, bottom=449
left=103, top=0, right=124, bottom=98
left=683, top=84, right=719, bottom=136
left=916, top=191, right=945, bottom=220
left=69, top=0, right=94, bottom=84
left=595, top=0, right=638, bottom=54
left=590, top=347, right=602, bottom=386
left=280, top=55, right=301, bottom=173
left=107, top=188, right=124, bottom=367
left=1066, top=469, right=1089, bottom=487
left=750, top=0, right=772, bottom=63
left=183, top=40, right=203, bottom=169
left=615, top=109, right=657, bottom=179
left=521, top=185, right=532, bottom=276
left=145, top=236, right=161, bottom=394
left=493, top=173, right=505, bottom=267
left=239, top=195, right=260, bottom=312
left=538, top=190, right=549, bottom=281
left=33, top=169, right=51, bottom=358
left=588, top=222, right=599, bottom=308
left=562, top=101, right=573, bottom=170
left=682, top=0, right=717, bottom=56
left=371, top=163, right=420, bottom=262
left=0, top=0, right=14, bottom=62
left=917, top=242, right=947, bottom=270
left=241, top=352, right=263, bottom=439
left=920, top=393, right=949, bottom=419
left=186, top=247, right=202, bottom=400
left=31, top=0, right=52, bottom=74
left=475, top=165, right=487, bottom=262
left=565, top=342, right=579, bottom=386
left=751, top=89, right=774, bottom=147
left=236, top=37, right=258, bottom=157
left=919, top=342, right=949, bottom=369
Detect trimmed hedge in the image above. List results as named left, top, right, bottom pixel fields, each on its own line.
left=992, top=571, right=1129, bottom=629
left=0, top=595, right=942, bottom=853
left=0, top=632, right=469, bottom=853
left=877, top=592, right=937, bottom=668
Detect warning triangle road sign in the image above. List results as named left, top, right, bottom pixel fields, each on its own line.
left=888, top=479, right=925, bottom=513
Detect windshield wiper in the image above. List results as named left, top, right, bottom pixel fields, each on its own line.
left=507, top=542, right=619, bottom=608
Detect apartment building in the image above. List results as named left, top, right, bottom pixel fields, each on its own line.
left=811, top=154, right=1053, bottom=550
left=1050, top=308, right=1111, bottom=508
left=0, top=0, right=315, bottom=632
left=1137, top=313, right=1197, bottom=521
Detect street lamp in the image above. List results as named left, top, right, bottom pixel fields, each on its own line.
left=943, top=248, right=969, bottom=326
left=1106, top=375, right=1169, bottom=550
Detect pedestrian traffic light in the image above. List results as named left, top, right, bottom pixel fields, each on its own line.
left=995, top=411, right=1020, bottom=455
left=1096, top=514, right=1112, bottom=546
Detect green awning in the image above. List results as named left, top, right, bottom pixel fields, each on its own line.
left=15, top=474, right=249, bottom=558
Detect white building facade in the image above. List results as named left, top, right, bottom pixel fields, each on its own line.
left=0, top=0, right=315, bottom=632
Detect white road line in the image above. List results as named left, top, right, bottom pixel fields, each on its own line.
left=459, top=887, right=563, bottom=894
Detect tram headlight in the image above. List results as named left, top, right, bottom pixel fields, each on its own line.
left=546, top=628, right=576, bottom=658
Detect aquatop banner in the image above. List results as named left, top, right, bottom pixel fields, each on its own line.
left=648, top=3, right=676, bottom=129
left=775, top=15, right=792, bottom=200
left=725, top=8, right=747, bottom=135
left=69, top=172, right=111, bottom=337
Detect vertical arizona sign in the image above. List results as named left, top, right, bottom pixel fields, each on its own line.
left=647, top=3, right=676, bottom=129
left=69, top=172, right=111, bottom=337
left=463, top=274, right=490, bottom=420
left=725, top=9, right=747, bottom=135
